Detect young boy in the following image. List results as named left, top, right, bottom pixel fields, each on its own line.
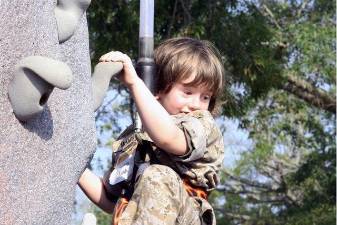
left=79, top=37, right=225, bottom=225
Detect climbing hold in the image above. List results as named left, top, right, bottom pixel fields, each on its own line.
left=54, top=0, right=91, bottom=43
left=92, top=62, right=123, bottom=111
left=8, top=56, right=73, bottom=121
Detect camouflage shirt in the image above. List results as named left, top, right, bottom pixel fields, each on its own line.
left=111, top=110, right=224, bottom=192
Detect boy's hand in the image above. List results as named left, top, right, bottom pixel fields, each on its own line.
left=99, top=51, right=141, bottom=88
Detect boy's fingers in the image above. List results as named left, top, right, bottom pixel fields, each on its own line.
left=99, top=51, right=132, bottom=65
left=102, top=52, right=122, bottom=61
left=206, top=172, right=218, bottom=187
left=99, top=53, right=110, bottom=61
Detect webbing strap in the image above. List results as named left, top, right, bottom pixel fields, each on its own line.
left=113, top=197, right=129, bottom=225
left=182, top=179, right=208, bottom=200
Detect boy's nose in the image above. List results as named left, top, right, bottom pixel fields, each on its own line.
left=188, top=97, right=201, bottom=110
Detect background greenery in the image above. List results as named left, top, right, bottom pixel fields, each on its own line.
left=77, top=0, right=336, bottom=224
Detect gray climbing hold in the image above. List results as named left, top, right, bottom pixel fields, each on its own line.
left=8, top=56, right=73, bottom=121
left=81, top=213, right=97, bottom=225
left=54, top=0, right=91, bottom=43
left=92, top=62, right=123, bottom=111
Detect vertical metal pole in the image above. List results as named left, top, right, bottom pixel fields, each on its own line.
left=135, top=0, right=155, bottom=132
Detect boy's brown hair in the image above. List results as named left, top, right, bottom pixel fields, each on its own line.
left=154, top=37, right=224, bottom=113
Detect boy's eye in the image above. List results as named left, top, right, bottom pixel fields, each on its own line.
left=202, top=95, right=211, bottom=101
left=184, top=90, right=193, bottom=95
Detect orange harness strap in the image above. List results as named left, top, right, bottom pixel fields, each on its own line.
left=113, top=197, right=129, bottom=225
left=182, top=178, right=208, bottom=200
left=112, top=179, right=208, bottom=225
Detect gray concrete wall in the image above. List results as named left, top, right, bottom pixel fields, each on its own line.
left=0, top=1, right=96, bottom=224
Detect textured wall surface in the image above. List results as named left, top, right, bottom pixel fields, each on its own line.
left=0, top=0, right=96, bottom=224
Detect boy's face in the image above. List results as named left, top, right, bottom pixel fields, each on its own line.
left=156, top=76, right=212, bottom=115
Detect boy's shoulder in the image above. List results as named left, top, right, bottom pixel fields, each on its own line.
left=172, top=110, right=217, bottom=129
left=172, top=110, right=221, bottom=141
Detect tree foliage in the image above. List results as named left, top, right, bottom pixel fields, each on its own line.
left=85, top=0, right=336, bottom=224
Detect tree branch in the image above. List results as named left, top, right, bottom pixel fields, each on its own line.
left=166, top=0, right=178, bottom=38
left=178, top=0, right=192, bottom=25
left=261, top=4, right=282, bottom=30
left=282, top=73, right=336, bottom=114
left=95, top=91, right=119, bottom=121
left=297, top=0, right=310, bottom=17
left=223, top=170, right=274, bottom=190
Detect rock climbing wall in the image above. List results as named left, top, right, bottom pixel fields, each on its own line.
left=0, top=0, right=96, bottom=224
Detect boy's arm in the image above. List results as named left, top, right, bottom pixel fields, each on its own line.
left=99, top=52, right=188, bottom=155
left=130, top=78, right=188, bottom=155
left=78, top=168, right=116, bottom=214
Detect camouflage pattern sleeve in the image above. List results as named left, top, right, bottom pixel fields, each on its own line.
left=168, top=110, right=225, bottom=191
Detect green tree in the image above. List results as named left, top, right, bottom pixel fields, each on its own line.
left=210, top=1, right=336, bottom=224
